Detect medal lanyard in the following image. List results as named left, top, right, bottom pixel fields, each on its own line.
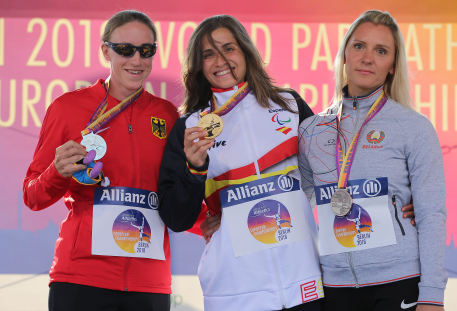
left=200, top=82, right=251, bottom=117
left=335, top=90, right=388, bottom=189
left=81, top=78, right=143, bottom=136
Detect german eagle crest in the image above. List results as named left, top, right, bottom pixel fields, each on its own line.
left=151, top=117, right=166, bottom=139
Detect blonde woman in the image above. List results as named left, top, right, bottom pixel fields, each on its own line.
left=298, top=10, right=446, bottom=311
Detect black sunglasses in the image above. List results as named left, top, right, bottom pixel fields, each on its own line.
left=104, top=42, right=157, bottom=58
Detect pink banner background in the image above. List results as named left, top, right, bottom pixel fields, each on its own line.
left=0, top=11, right=456, bottom=275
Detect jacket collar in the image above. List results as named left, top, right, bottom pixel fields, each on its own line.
left=211, top=82, right=246, bottom=93
left=341, top=84, right=384, bottom=111
left=211, top=82, right=247, bottom=109
left=90, top=79, right=148, bottom=110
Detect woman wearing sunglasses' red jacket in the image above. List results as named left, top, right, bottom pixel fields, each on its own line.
left=23, top=10, right=178, bottom=311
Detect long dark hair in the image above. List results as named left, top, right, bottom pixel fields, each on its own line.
left=180, top=15, right=294, bottom=114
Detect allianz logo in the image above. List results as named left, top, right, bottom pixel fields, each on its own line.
left=227, top=175, right=294, bottom=202
left=319, top=179, right=381, bottom=200
left=362, top=179, right=382, bottom=197
left=100, top=189, right=159, bottom=209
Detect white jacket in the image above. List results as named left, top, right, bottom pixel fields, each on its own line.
left=159, top=87, right=323, bottom=311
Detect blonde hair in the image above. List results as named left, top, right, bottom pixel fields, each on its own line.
left=332, top=10, right=413, bottom=109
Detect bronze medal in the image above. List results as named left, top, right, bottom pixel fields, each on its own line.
left=197, top=114, right=224, bottom=139
left=330, top=188, right=353, bottom=216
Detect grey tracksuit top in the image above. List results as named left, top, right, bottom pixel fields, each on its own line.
left=298, top=85, right=447, bottom=306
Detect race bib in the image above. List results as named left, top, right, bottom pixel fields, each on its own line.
left=92, top=187, right=165, bottom=260
left=315, top=177, right=396, bottom=256
left=221, top=175, right=310, bottom=257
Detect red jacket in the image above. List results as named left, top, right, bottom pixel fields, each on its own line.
left=23, top=79, right=179, bottom=293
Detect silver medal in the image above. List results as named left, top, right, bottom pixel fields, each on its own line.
left=330, top=188, right=353, bottom=216
left=81, top=133, right=107, bottom=160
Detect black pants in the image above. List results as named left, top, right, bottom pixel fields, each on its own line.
left=322, top=277, right=420, bottom=311
left=49, top=282, right=170, bottom=311
left=276, top=299, right=322, bottom=311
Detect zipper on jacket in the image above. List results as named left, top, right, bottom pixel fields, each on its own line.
left=128, top=102, right=134, bottom=134
left=123, top=107, right=137, bottom=184
left=240, top=102, right=285, bottom=307
left=124, top=258, right=131, bottom=291
left=392, top=195, right=406, bottom=236
left=348, top=252, right=359, bottom=288
left=239, top=102, right=261, bottom=178
left=346, top=97, right=360, bottom=146
left=270, top=249, right=286, bottom=309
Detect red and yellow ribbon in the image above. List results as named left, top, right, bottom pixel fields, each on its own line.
left=200, top=82, right=251, bottom=117
left=335, top=90, right=388, bottom=189
left=81, top=78, right=143, bottom=136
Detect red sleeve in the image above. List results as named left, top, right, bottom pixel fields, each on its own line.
left=186, top=202, right=209, bottom=236
left=23, top=101, right=72, bottom=211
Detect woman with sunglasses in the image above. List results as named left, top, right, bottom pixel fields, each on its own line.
left=23, top=10, right=178, bottom=311
left=158, top=15, right=323, bottom=311
left=299, top=10, right=446, bottom=311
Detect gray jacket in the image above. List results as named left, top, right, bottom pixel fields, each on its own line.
left=298, top=85, right=447, bottom=306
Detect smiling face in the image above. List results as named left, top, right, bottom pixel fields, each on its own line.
left=201, top=27, right=247, bottom=89
left=344, top=22, right=396, bottom=97
left=101, top=21, right=155, bottom=100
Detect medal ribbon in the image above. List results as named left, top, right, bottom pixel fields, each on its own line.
left=335, top=90, right=388, bottom=189
left=200, top=82, right=251, bottom=117
left=81, top=78, right=143, bottom=136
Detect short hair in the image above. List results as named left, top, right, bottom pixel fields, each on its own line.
left=101, top=10, right=157, bottom=42
left=332, top=10, right=413, bottom=109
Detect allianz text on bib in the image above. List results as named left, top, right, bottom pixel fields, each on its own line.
left=92, top=187, right=165, bottom=260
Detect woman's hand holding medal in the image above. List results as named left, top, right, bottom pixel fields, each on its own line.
left=184, top=127, right=215, bottom=167
left=54, top=141, right=88, bottom=178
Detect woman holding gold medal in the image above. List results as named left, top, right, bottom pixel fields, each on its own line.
left=158, top=13, right=417, bottom=311
left=23, top=10, right=178, bottom=311
left=158, top=15, right=323, bottom=311
left=298, top=10, right=446, bottom=311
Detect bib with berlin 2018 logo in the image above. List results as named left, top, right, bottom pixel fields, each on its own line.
left=220, top=174, right=310, bottom=257
left=315, top=177, right=397, bottom=256
left=92, top=187, right=165, bottom=260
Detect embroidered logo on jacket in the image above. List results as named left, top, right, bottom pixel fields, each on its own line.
left=362, top=130, right=385, bottom=149
left=324, top=138, right=336, bottom=147
left=272, top=113, right=292, bottom=134
left=151, top=117, right=166, bottom=139
left=366, top=130, right=385, bottom=144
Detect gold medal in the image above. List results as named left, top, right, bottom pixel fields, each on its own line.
left=197, top=114, right=224, bottom=139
